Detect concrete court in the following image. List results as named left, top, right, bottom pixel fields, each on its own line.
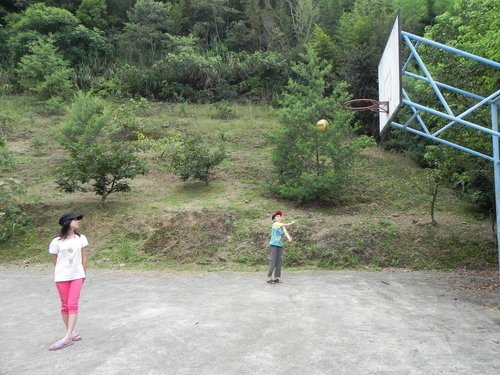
left=0, top=267, right=499, bottom=375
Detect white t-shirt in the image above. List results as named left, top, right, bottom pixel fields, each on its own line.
left=49, top=234, right=89, bottom=282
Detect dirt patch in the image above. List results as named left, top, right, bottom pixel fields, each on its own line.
left=448, top=269, right=500, bottom=308
left=142, top=210, right=235, bottom=262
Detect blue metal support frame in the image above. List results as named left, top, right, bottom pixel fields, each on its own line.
left=390, top=31, right=500, bottom=275
left=401, top=32, right=500, bottom=69
left=433, top=91, right=500, bottom=137
left=402, top=34, right=455, bottom=116
left=403, top=71, right=487, bottom=102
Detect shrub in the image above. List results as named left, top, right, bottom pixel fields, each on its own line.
left=16, top=37, right=74, bottom=100
left=76, top=0, right=108, bottom=30
left=56, top=141, right=147, bottom=206
left=57, top=91, right=108, bottom=148
left=56, top=92, right=147, bottom=205
left=30, top=135, right=48, bottom=156
left=0, top=138, right=14, bottom=171
left=0, top=178, right=28, bottom=242
left=7, top=3, right=111, bottom=68
left=0, top=68, right=14, bottom=96
left=170, top=134, right=226, bottom=185
left=213, top=101, right=235, bottom=119
left=239, top=51, right=289, bottom=103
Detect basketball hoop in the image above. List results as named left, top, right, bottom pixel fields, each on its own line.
left=344, top=99, right=389, bottom=113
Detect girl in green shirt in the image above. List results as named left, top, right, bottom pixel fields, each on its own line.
left=267, top=210, right=295, bottom=284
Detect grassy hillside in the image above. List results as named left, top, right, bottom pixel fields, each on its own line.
left=0, top=95, right=496, bottom=271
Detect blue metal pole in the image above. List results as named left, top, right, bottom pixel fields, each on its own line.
left=401, top=41, right=420, bottom=74
left=491, top=102, right=500, bottom=277
left=391, top=122, right=494, bottom=162
left=402, top=99, right=500, bottom=138
left=402, top=71, right=487, bottom=102
left=403, top=35, right=455, bottom=116
left=402, top=89, right=430, bottom=134
left=402, top=32, right=500, bottom=69
left=433, top=90, right=500, bottom=137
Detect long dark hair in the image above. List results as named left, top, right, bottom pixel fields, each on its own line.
left=58, top=222, right=80, bottom=239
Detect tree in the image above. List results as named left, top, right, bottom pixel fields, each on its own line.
left=7, top=2, right=110, bottom=68
left=271, top=44, right=370, bottom=203
left=224, top=20, right=251, bottom=51
left=106, top=0, right=134, bottom=28
left=56, top=141, right=147, bottom=206
left=239, top=51, right=289, bottom=103
left=316, top=0, right=355, bottom=37
left=56, top=92, right=147, bottom=205
left=119, top=0, right=176, bottom=66
left=285, top=0, right=320, bottom=44
left=309, top=25, right=336, bottom=62
left=15, top=37, right=74, bottom=100
left=333, top=0, right=395, bottom=136
left=58, top=91, right=108, bottom=148
left=170, top=134, right=226, bottom=185
left=76, top=0, right=108, bottom=30
left=423, top=0, right=499, bottom=93
left=411, top=145, right=453, bottom=225
left=393, top=0, right=454, bottom=34
left=243, top=0, right=265, bottom=51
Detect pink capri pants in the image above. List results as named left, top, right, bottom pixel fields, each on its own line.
left=55, top=278, right=84, bottom=315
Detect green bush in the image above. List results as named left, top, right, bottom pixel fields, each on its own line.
left=7, top=3, right=111, bottom=68
left=41, top=96, right=67, bottom=115
left=108, top=98, right=150, bottom=141
left=55, top=92, right=147, bottom=205
left=213, top=101, right=235, bottom=119
left=382, top=131, right=428, bottom=167
left=239, top=51, right=289, bottom=103
left=170, top=134, right=226, bottom=185
left=56, top=141, right=147, bottom=206
left=16, top=37, right=74, bottom=100
left=113, top=50, right=289, bottom=103
left=154, top=51, right=221, bottom=102
left=0, top=138, right=14, bottom=171
left=58, top=91, right=108, bottom=148
left=29, top=134, right=48, bottom=156
left=0, top=68, right=14, bottom=96
left=0, top=178, right=28, bottom=242
left=76, top=0, right=108, bottom=30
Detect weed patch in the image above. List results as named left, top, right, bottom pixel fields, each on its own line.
left=142, top=210, right=235, bottom=263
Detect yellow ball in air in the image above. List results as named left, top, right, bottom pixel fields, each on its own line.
left=316, top=119, right=329, bottom=132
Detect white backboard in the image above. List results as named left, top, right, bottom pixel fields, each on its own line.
left=378, top=13, right=402, bottom=135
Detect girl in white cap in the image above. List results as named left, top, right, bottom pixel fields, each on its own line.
left=48, top=213, right=89, bottom=351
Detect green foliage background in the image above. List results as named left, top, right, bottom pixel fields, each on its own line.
left=0, top=0, right=498, bottom=269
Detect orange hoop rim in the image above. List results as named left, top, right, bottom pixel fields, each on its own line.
left=344, top=99, right=388, bottom=113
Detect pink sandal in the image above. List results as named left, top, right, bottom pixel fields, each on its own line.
left=72, top=332, right=82, bottom=341
left=49, top=339, right=74, bottom=351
